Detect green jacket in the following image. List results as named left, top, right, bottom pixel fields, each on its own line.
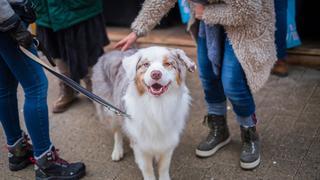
left=33, top=0, right=102, bottom=31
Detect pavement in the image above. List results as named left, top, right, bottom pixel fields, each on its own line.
left=0, top=55, right=320, bottom=180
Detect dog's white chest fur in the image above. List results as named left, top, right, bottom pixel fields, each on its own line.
left=124, top=83, right=191, bottom=153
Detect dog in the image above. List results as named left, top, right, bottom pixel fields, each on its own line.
left=92, top=46, right=196, bottom=180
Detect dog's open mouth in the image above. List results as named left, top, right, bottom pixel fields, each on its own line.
left=148, top=82, right=171, bottom=96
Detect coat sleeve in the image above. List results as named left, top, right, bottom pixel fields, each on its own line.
left=0, top=0, right=20, bottom=32
left=202, top=0, right=263, bottom=26
left=131, top=0, right=177, bottom=37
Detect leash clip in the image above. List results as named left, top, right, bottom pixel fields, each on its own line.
left=32, top=37, right=56, bottom=67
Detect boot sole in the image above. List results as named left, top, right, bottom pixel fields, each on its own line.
left=36, top=170, right=86, bottom=180
left=240, top=156, right=261, bottom=170
left=195, top=136, right=231, bottom=157
left=9, top=159, right=32, bottom=171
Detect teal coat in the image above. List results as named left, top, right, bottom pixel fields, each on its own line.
left=33, top=0, right=103, bottom=31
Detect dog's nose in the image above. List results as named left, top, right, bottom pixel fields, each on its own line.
left=151, top=70, right=162, bottom=80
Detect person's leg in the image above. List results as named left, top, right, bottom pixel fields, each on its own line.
left=221, top=38, right=256, bottom=126
left=82, top=67, right=93, bottom=92
left=0, top=56, right=22, bottom=145
left=36, top=26, right=77, bottom=113
left=52, top=59, right=77, bottom=113
left=0, top=32, right=52, bottom=157
left=196, top=37, right=227, bottom=115
left=221, top=38, right=260, bottom=169
left=195, top=36, right=230, bottom=158
left=275, top=0, right=288, bottom=60
left=272, top=0, right=289, bottom=77
left=0, top=32, right=86, bottom=179
left=0, top=34, right=35, bottom=171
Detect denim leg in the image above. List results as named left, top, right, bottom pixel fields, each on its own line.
left=0, top=55, right=23, bottom=145
left=221, top=38, right=256, bottom=126
left=197, top=37, right=227, bottom=116
left=275, top=0, right=288, bottom=59
left=0, top=32, right=52, bottom=156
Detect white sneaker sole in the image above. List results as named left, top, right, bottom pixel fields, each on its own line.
left=240, top=156, right=261, bottom=170
left=195, top=136, right=231, bottom=157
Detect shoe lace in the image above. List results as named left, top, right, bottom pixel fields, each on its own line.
left=242, top=141, right=255, bottom=154
left=21, top=134, right=36, bottom=164
left=208, top=126, right=219, bottom=139
left=22, top=134, right=33, bottom=151
left=52, top=149, right=69, bottom=165
left=242, top=129, right=255, bottom=153
left=203, top=115, right=221, bottom=141
left=29, top=157, right=36, bottom=164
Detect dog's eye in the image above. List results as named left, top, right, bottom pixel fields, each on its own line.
left=143, top=62, right=150, bottom=67
left=163, top=62, right=172, bottom=67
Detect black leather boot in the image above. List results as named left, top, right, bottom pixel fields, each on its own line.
left=196, top=114, right=231, bottom=157
left=240, top=126, right=260, bottom=169
left=35, top=146, right=86, bottom=180
left=8, top=132, right=34, bottom=171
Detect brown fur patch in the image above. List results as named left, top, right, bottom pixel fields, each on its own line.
left=176, top=71, right=182, bottom=85
left=134, top=71, right=146, bottom=96
left=163, top=56, right=171, bottom=68
left=163, top=56, right=182, bottom=86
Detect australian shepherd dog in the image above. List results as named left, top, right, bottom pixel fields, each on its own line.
left=92, top=46, right=195, bottom=180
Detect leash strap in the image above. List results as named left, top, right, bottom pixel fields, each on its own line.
left=19, top=45, right=130, bottom=119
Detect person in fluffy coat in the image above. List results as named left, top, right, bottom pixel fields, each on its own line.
left=116, top=0, right=277, bottom=170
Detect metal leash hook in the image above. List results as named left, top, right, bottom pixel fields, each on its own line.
left=32, top=37, right=56, bottom=67
left=103, top=107, right=131, bottom=119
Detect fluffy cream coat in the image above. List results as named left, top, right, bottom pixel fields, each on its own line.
left=92, top=47, right=195, bottom=180
left=131, top=0, right=277, bottom=92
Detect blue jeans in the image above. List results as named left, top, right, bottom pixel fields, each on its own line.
left=197, top=36, right=256, bottom=127
left=275, top=0, right=288, bottom=59
left=0, top=32, right=52, bottom=157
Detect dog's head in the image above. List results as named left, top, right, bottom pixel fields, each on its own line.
left=122, top=46, right=196, bottom=97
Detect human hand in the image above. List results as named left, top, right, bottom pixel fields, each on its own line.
left=193, top=3, right=204, bottom=20
left=9, top=19, right=33, bottom=49
left=114, top=32, right=138, bottom=51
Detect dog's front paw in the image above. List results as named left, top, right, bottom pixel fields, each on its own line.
left=111, top=147, right=124, bottom=161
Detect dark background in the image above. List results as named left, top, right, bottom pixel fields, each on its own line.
left=296, top=0, right=320, bottom=40
left=103, top=0, right=181, bottom=28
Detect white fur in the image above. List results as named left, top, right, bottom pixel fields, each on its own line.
left=92, top=46, right=195, bottom=180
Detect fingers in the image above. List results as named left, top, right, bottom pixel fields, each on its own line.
left=115, top=39, right=131, bottom=51
left=114, top=37, right=132, bottom=51
left=121, top=39, right=135, bottom=51
left=121, top=43, right=130, bottom=52
left=114, top=32, right=138, bottom=51
left=114, top=38, right=127, bottom=49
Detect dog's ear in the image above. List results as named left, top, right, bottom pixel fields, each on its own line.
left=122, top=52, right=141, bottom=80
left=170, top=48, right=196, bottom=73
